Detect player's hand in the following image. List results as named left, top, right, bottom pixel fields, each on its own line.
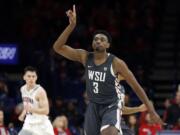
left=66, top=5, right=76, bottom=27
left=28, top=106, right=35, bottom=114
left=18, top=115, right=25, bottom=121
left=24, top=104, right=34, bottom=114
left=18, top=110, right=26, bottom=122
left=149, top=111, right=164, bottom=125
left=139, top=104, right=147, bottom=112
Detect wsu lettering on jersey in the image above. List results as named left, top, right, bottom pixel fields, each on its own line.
left=88, top=70, right=106, bottom=82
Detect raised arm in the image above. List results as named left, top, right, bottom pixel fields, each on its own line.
left=53, top=5, right=87, bottom=65
left=113, top=57, right=163, bottom=124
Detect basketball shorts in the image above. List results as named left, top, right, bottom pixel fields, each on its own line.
left=18, top=117, right=54, bottom=135
left=84, top=101, right=122, bottom=135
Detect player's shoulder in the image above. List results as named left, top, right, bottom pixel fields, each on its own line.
left=20, top=84, right=25, bottom=89
left=112, top=55, right=125, bottom=64
left=36, top=85, right=47, bottom=95
left=78, top=48, right=89, bottom=53
left=112, top=56, right=127, bottom=74
left=77, top=49, right=89, bottom=57
left=37, top=85, right=45, bottom=91
left=85, top=52, right=94, bottom=61
left=20, top=84, right=26, bottom=93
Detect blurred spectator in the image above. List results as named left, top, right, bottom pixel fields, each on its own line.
left=66, top=100, right=83, bottom=135
left=173, top=118, right=180, bottom=131
left=0, top=81, right=15, bottom=124
left=127, top=115, right=139, bottom=135
left=8, top=123, right=18, bottom=135
left=78, top=91, right=89, bottom=115
left=139, top=113, right=162, bottom=135
left=162, top=98, right=171, bottom=123
left=54, top=97, right=66, bottom=116
left=53, top=115, right=72, bottom=135
left=0, top=109, right=10, bottom=135
left=139, top=101, right=153, bottom=125
left=9, top=103, right=23, bottom=130
left=164, top=98, right=171, bottom=109
left=164, top=91, right=180, bottom=128
left=0, top=80, right=9, bottom=108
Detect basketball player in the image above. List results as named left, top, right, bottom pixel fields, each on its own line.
left=53, top=5, right=163, bottom=135
left=18, top=66, right=54, bottom=135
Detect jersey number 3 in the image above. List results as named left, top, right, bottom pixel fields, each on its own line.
left=93, top=82, right=99, bottom=93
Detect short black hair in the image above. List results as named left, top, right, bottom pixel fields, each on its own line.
left=24, top=66, right=38, bottom=74
left=93, top=30, right=112, bottom=44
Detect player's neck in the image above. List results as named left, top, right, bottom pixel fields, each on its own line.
left=94, top=51, right=108, bottom=60
left=0, top=121, right=4, bottom=126
left=26, top=84, right=36, bottom=91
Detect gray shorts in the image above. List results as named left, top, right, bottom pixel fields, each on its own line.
left=84, top=102, right=121, bottom=135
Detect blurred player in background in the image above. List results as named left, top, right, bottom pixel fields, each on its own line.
left=18, top=66, right=54, bottom=135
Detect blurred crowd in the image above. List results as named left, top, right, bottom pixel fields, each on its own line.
left=0, top=79, right=180, bottom=135
left=0, top=0, right=180, bottom=135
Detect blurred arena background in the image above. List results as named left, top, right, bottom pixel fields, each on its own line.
left=0, top=0, right=180, bottom=134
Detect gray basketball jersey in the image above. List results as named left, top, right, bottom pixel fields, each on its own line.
left=85, top=53, right=120, bottom=104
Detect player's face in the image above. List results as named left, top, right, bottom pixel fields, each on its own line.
left=57, top=119, right=65, bottom=128
left=23, top=71, right=37, bottom=86
left=92, top=34, right=110, bottom=52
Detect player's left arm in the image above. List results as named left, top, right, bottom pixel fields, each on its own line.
left=113, top=57, right=163, bottom=124
left=122, top=104, right=147, bottom=115
left=29, top=89, right=49, bottom=115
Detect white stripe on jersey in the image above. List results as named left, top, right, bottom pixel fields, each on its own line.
left=111, top=63, right=125, bottom=108
left=114, top=78, right=125, bottom=109
left=110, top=64, right=116, bottom=77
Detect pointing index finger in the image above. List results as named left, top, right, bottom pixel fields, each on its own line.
left=73, top=4, right=76, bottom=13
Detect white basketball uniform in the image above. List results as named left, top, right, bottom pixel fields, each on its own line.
left=19, top=84, right=54, bottom=135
